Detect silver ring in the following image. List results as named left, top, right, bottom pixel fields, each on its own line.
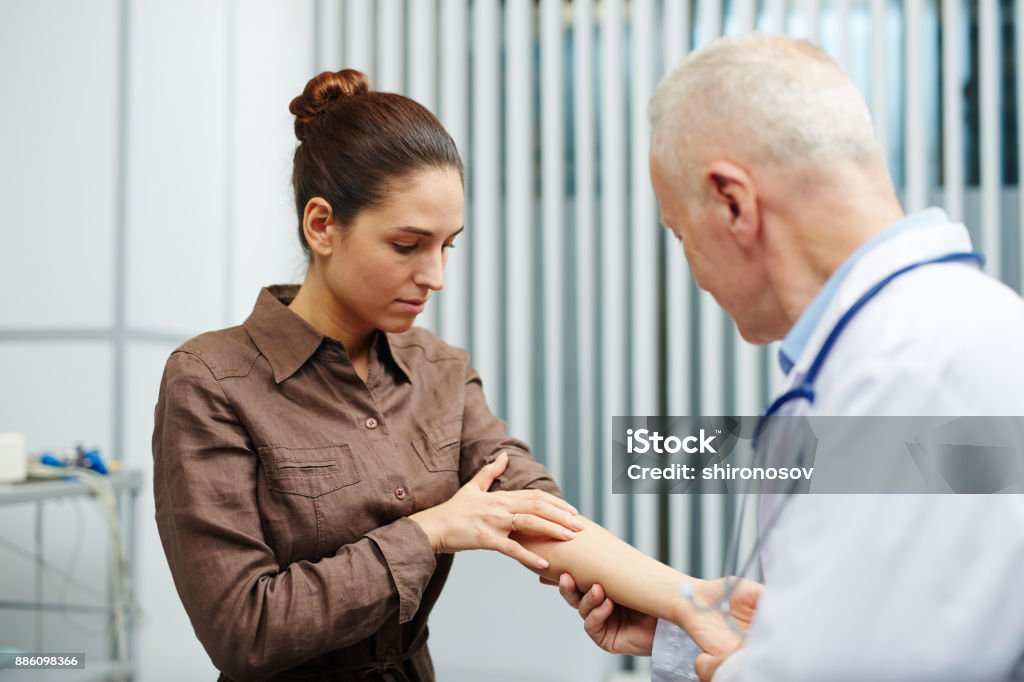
left=510, top=513, right=520, bottom=532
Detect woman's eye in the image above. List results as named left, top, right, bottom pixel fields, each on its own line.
left=393, top=243, right=417, bottom=254
left=443, top=241, right=456, bottom=250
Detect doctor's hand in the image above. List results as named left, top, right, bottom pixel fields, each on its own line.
left=695, top=649, right=735, bottom=682
left=677, top=576, right=761, bottom=657
left=409, top=452, right=583, bottom=571
left=554, top=573, right=656, bottom=656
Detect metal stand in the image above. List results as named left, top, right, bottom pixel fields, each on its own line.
left=0, top=470, right=142, bottom=681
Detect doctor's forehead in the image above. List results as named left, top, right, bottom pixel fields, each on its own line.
left=650, top=172, right=685, bottom=223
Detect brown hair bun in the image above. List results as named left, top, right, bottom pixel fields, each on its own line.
left=289, top=69, right=369, bottom=142
left=289, top=68, right=463, bottom=260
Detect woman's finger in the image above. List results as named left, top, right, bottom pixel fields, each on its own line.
left=493, top=537, right=550, bottom=571
left=497, top=488, right=578, bottom=516
left=469, top=451, right=508, bottom=491
left=532, top=489, right=579, bottom=515
left=513, top=499, right=585, bottom=531
left=511, top=488, right=578, bottom=514
left=508, top=512, right=576, bottom=541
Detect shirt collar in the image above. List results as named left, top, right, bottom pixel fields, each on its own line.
left=777, top=207, right=950, bottom=374
left=377, top=330, right=414, bottom=383
left=242, top=285, right=413, bottom=384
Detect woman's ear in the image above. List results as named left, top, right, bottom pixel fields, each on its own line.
left=706, top=161, right=761, bottom=250
left=302, top=198, right=336, bottom=257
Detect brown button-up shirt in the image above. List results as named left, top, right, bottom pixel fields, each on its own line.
left=153, top=285, right=560, bottom=681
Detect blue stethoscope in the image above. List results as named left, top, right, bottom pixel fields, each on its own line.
left=689, top=250, right=986, bottom=630
left=752, top=250, right=985, bottom=445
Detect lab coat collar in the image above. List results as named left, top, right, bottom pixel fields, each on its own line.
left=784, top=218, right=979, bottom=381
left=778, top=208, right=951, bottom=374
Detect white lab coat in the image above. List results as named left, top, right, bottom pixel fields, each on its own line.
left=653, top=221, right=1024, bottom=681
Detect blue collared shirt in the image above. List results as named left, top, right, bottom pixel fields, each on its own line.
left=777, top=207, right=951, bottom=374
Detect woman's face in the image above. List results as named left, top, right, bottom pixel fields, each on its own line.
left=321, top=167, right=464, bottom=336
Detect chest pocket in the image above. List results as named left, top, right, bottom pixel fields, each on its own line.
left=258, top=444, right=361, bottom=498
left=413, top=419, right=462, bottom=473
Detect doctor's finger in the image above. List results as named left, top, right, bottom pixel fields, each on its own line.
left=694, top=652, right=726, bottom=682
left=558, top=573, right=583, bottom=608
left=577, top=584, right=606, bottom=619
left=583, top=597, right=615, bottom=636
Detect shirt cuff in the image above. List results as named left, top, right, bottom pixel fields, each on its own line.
left=365, top=517, right=437, bottom=624
left=652, top=619, right=701, bottom=682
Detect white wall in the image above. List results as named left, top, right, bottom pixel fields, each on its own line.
left=0, top=0, right=119, bottom=330
left=0, top=0, right=122, bottom=667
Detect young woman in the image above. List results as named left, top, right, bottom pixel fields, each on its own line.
left=152, top=69, right=582, bottom=682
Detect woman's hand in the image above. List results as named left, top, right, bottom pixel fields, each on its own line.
left=410, top=452, right=584, bottom=569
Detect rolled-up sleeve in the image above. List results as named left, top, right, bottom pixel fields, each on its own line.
left=457, top=361, right=561, bottom=496
left=365, top=518, right=436, bottom=624
left=153, top=351, right=437, bottom=681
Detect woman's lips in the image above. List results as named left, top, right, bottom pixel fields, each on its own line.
left=396, top=299, right=426, bottom=314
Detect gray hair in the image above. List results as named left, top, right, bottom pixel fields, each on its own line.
left=648, top=33, right=883, bottom=186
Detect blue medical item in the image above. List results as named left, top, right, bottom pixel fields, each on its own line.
left=39, top=454, right=65, bottom=468
left=76, top=447, right=108, bottom=475
left=37, top=446, right=110, bottom=476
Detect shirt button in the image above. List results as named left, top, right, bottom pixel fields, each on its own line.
left=365, top=417, right=378, bottom=429
left=394, top=487, right=407, bottom=500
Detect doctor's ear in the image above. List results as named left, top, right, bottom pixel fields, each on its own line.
left=706, top=161, right=760, bottom=248
left=302, top=197, right=339, bottom=257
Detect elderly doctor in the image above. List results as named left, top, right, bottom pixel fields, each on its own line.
left=556, top=33, right=1024, bottom=681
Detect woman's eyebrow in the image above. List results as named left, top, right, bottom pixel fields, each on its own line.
left=395, top=226, right=465, bottom=239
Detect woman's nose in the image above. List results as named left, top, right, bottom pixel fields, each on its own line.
left=413, top=251, right=445, bottom=291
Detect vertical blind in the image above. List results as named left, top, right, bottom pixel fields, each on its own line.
left=331, top=0, right=1024, bottom=591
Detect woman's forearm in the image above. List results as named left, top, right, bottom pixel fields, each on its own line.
left=515, top=518, right=698, bottom=625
